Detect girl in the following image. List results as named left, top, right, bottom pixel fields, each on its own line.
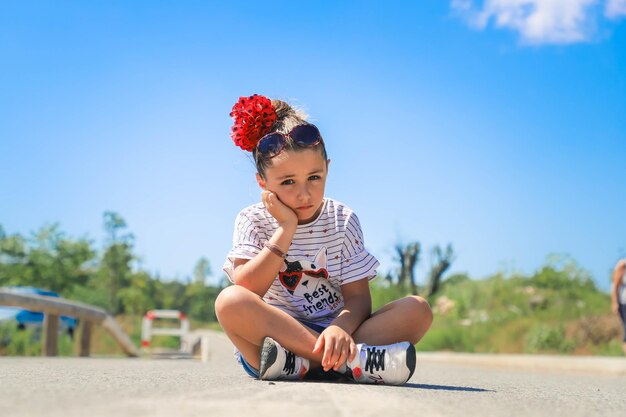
left=216, top=94, right=433, bottom=385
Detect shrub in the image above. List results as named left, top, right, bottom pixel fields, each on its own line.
left=524, top=324, right=575, bottom=353
left=0, top=322, right=75, bottom=356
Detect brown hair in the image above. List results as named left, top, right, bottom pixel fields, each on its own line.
left=253, top=99, right=328, bottom=178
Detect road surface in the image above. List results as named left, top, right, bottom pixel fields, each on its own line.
left=1, top=331, right=625, bottom=417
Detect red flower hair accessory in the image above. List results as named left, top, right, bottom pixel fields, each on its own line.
left=230, top=94, right=277, bottom=152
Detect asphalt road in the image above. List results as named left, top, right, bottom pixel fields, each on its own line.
left=1, top=331, right=625, bottom=417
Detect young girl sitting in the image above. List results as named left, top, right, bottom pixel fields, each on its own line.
left=216, top=94, right=433, bottom=385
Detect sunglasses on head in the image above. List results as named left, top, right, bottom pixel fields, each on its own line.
left=256, top=124, right=323, bottom=158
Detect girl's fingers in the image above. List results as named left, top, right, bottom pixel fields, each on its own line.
left=328, top=342, right=342, bottom=370
left=323, top=339, right=335, bottom=371
left=333, top=345, right=349, bottom=371
left=312, top=334, right=324, bottom=354
left=349, top=341, right=357, bottom=362
left=261, top=191, right=271, bottom=206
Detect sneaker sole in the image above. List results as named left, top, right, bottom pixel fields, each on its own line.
left=258, top=337, right=278, bottom=380
left=406, top=343, right=416, bottom=382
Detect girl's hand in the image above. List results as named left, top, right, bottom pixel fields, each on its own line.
left=612, top=300, right=619, bottom=314
left=312, top=325, right=357, bottom=372
left=261, top=190, right=298, bottom=228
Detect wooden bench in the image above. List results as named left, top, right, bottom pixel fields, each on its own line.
left=0, top=290, right=139, bottom=357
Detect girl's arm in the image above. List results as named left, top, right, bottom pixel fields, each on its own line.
left=231, top=223, right=296, bottom=297
left=231, top=190, right=298, bottom=297
left=331, top=279, right=372, bottom=335
left=313, top=278, right=372, bottom=371
left=612, top=260, right=625, bottom=313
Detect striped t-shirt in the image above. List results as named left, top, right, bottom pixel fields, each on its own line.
left=223, top=198, right=379, bottom=327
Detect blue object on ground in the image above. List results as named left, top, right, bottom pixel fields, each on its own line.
left=0, top=286, right=78, bottom=334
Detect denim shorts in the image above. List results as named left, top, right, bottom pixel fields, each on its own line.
left=619, top=304, right=626, bottom=343
left=236, top=320, right=327, bottom=378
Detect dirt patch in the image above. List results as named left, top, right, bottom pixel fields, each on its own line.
left=566, top=314, right=622, bottom=346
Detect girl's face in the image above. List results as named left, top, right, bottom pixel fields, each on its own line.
left=257, top=148, right=329, bottom=224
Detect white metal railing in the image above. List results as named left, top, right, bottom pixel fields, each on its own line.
left=141, top=309, right=190, bottom=352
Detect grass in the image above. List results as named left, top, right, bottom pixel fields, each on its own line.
left=371, top=265, right=624, bottom=356
left=0, top=323, right=75, bottom=356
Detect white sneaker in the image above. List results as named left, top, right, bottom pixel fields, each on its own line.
left=346, top=341, right=416, bottom=385
left=258, top=337, right=309, bottom=381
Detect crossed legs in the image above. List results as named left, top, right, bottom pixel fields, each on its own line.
left=214, top=285, right=433, bottom=370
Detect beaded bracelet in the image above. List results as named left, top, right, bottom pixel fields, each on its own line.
left=264, top=241, right=287, bottom=259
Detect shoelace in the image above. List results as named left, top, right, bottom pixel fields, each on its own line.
left=364, top=347, right=386, bottom=373
left=282, top=350, right=296, bottom=375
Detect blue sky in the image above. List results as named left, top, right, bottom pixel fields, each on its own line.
left=1, top=1, right=625, bottom=290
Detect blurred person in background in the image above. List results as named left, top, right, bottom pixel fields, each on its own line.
left=611, top=259, right=626, bottom=356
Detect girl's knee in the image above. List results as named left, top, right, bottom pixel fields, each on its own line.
left=214, top=285, right=255, bottom=320
left=408, top=295, right=433, bottom=322
left=404, top=295, right=433, bottom=342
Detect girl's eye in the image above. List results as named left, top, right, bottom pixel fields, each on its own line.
left=309, top=175, right=321, bottom=181
left=281, top=179, right=295, bottom=186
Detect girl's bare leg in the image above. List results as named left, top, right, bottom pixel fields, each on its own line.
left=352, top=295, right=433, bottom=346
left=215, top=285, right=323, bottom=369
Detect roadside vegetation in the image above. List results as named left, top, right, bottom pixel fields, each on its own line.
left=372, top=256, right=622, bottom=356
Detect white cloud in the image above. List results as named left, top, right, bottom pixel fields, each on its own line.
left=606, top=0, right=626, bottom=18
left=452, top=0, right=626, bottom=45
left=452, top=0, right=473, bottom=11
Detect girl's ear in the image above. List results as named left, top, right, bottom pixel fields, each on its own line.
left=256, top=173, right=266, bottom=190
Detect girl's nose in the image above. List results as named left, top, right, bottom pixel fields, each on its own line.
left=298, top=184, right=311, bottom=201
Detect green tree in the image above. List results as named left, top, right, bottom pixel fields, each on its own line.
left=193, top=257, right=212, bottom=286
left=529, top=254, right=596, bottom=293
left=99, top=212, right=135, bottom=314
left=117, top=271, right=156, bottom=315
left=0, top=226, right=28, bottom=286
left=0, top=224, right=94, bottom=294
left=184, top=257, right=217, bottom=321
